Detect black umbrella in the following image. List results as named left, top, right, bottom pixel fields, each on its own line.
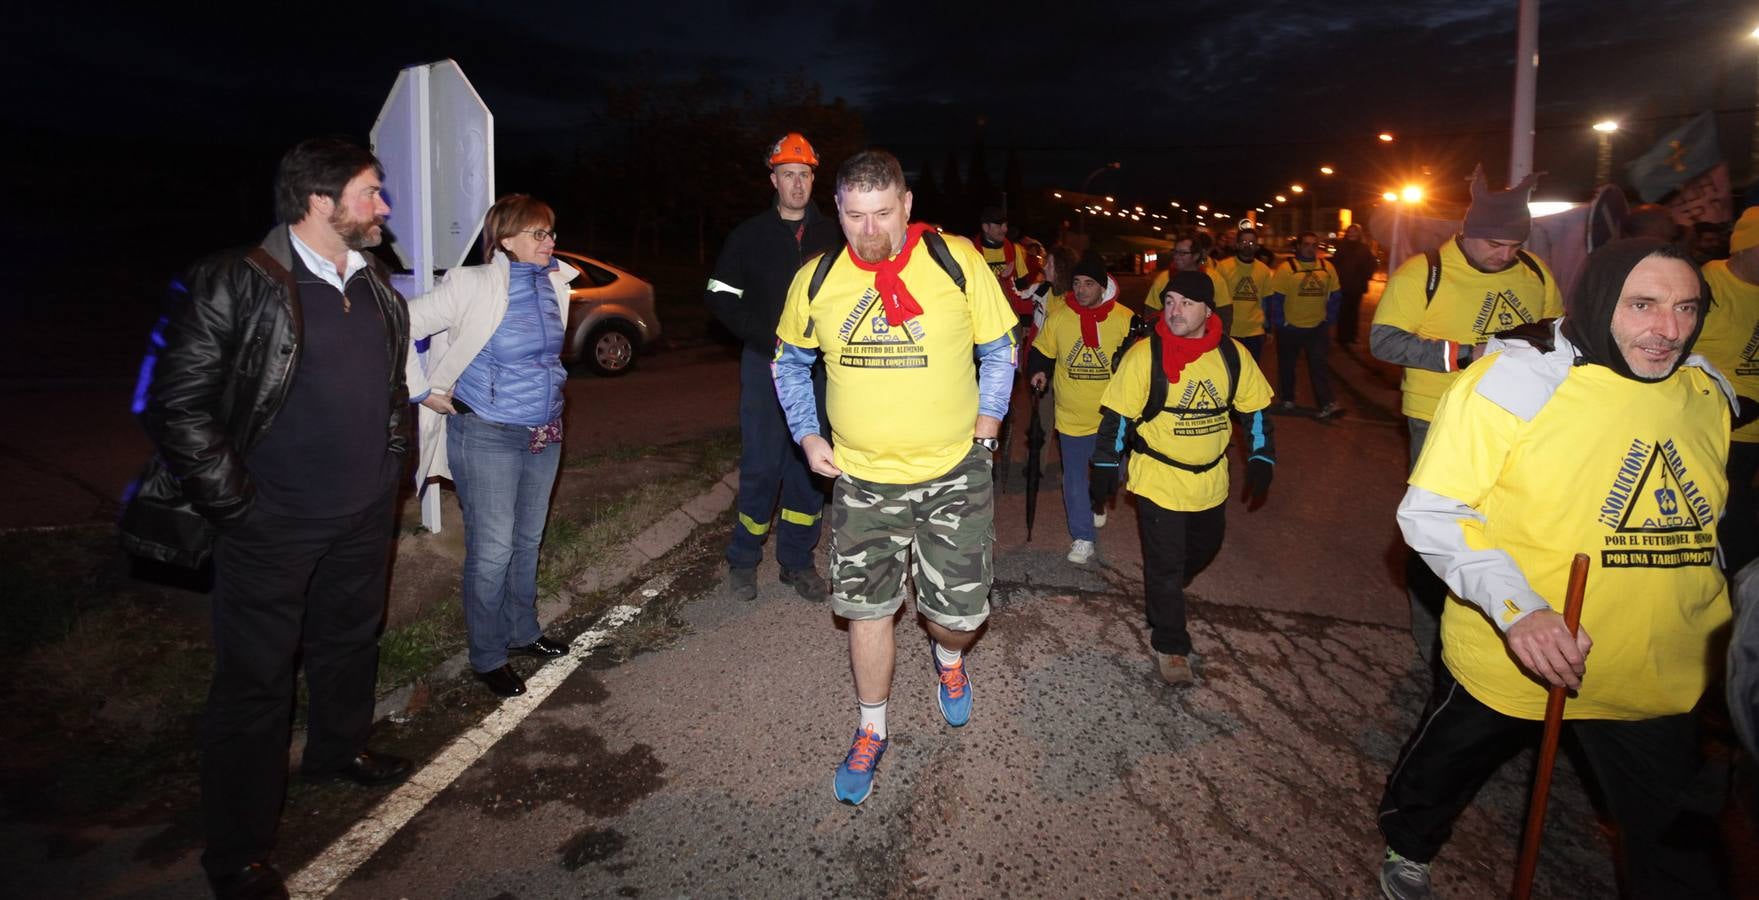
left=1024, top=385, right=1046, bottom=541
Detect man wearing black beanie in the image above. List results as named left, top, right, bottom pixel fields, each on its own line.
left=1089, top=268, right=1276, bottom=686
left=1376, top=239, right=1736, bottom=899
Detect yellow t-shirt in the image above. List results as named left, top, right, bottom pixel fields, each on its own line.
left=1100, top=336, right=1273, bottom=511
left=1141, top=267, right=1233, bottom=314
left=1214, top=256, right=1273, bottom=337
left=775, top=234, right=1017, bottom=484
left=1373, top=237, right=1564, bottom=421
left=980, top=241, right=1019, bottom=284
left=1699, top=260, right=1759, bottom=443
left=1035, top=300, right=1134, bottom=436
left=1415, top=358, right=1731, bottom=720
left=1263, top=256, right=1340, bottom=328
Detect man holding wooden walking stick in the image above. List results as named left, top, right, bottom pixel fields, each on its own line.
left=1374, top=239, right=1742, bottom=899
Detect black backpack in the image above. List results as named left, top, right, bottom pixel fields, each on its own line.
left=1128, top=330, right=1242, bottom=474
left=805, top=231, right=965, bottom=302
left=1423, top=246, right=1545, bottom=305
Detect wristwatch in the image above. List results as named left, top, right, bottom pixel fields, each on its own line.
left=974, top=436, right=1000, bottom=452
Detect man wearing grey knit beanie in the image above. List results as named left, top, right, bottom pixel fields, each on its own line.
left=1369, top=164, right=1565, bottom=669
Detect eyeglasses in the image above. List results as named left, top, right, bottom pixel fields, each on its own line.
left=1172, top=248, right=1196, bottom=256
left=523, top=228, right=558, bottom=243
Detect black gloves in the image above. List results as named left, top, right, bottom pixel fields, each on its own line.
left=1241, top=458, right=1273, bottom=511
left=1493, top=317, right=1557, bottom=353
left=1736, top=396, right=1759, bottom=429
left=1090, top=464, right=1119, bottom=510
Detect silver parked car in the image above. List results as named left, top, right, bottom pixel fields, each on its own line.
left=553, top=250, right=662, bottom=377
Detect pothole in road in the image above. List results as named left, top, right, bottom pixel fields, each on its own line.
left=558, top=825, right=627, bottom=871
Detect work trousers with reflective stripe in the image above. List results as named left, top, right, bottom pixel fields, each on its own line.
left=728, top=346, right=827, bottom=571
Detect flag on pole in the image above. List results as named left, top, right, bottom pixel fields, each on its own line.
left=1665, top=163, right=1732, bottom=225
left=1625, top=112, right=1721, bottom=203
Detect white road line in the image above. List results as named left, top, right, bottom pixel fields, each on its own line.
left=287, top=604, right=642, bottom=899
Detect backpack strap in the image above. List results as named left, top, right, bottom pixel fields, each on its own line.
left=1220, top=335, right=1240, bottom=407
left=1140, top=328, right=1169, bottom=425
left=921, top=231, right=967, bottom=293
left=810, top=230, right=968, bottom=303
left=1516, top=250, right=1546, bottom=285
left=1129, top=436, right=1226, bottom=473
left=805, top=247, right=841, bottom=302
left=1423, top=247, right=1442, bottom=306
left=1422, top=246, right=1543, bottom=308
left=1128, top=332, right=1238, bottom=472
left=1138, top=332, right=1239, bottom=421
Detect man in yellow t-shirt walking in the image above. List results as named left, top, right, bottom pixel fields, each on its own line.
left=1263, top=230, right=1343, bottom=417
left=1376, top=239, right=1734, bottom=900
left=1027, top=251, right=1133, bottom=565
left=1697, top=207, right=1759, bottom=577
left=772, top=150, right=1017, bottom=806
left=1090, top=271, right=1276, bottom=686
left=1142, top=233, right=1233, bottom=334
left=1214, top=227, right=1274, bottom=360
left=1370, top=165, right=1563, bottom=667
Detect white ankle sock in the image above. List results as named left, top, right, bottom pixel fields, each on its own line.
left=858, top=699, right=888, bottom=739
left=934, top=642, right=963, bottom=667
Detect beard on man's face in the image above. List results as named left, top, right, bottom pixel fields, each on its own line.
left=331, top=206, right=385, bottom=250
left=851, top=231, right=893, bottom=263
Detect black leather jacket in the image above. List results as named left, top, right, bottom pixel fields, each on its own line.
left=139, top=226, right=410, bottom=527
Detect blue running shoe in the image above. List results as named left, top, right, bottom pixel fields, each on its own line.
left=935, top=655, right=972, bottom=727
left=832, top=725, right=888, bottom=805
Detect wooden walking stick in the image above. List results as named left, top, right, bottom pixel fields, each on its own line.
left=1511, top=552, right=1591, bottom=900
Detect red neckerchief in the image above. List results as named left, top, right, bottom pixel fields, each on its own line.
left=980, top=236, right=1028, bottom=312
left=1073, top=297, right=1116, bottom=349
left=1155, top=312, right=1223, bottom=383
left=846, top=222, right=935, bottom=325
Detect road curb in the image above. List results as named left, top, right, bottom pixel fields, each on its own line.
left=364, top=466, right=737, bottom=730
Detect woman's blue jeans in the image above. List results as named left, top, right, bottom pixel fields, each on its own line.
left=447, top=413, right=561, bottom=673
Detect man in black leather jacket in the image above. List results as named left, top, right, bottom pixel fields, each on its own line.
left=135, top=137, right=413, bottom=900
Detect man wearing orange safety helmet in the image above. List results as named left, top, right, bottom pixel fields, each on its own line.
left=704, top=132, right=841, bottom=602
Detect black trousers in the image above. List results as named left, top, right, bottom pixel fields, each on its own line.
left=1337, top=288, right=1366, bottom=345
left=1136, top=498, right=1225, bottom=656
left=1378, top=667, right=1722, bottom=898
left=200, top=487, right=397, bottom=876
left=1723, top=441, right=1759, bottom=578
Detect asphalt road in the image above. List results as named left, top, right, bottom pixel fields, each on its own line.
left=307, top=336, right=1624, bottom=899
left=14, top=278, right=1739, bottom=897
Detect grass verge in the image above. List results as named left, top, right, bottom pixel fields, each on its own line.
left=0, top=429, right=739, bottom=822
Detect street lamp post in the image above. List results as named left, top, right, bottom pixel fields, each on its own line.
left=1593, top=120, right=1619, bottom=186
left=1751, top=26, right=1759, bottom=182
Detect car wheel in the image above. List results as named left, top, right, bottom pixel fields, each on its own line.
left=582, top=320, right=640, bottom=377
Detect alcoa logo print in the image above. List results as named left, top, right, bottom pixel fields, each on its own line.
left=1595, top=437, right=1717, bottom=569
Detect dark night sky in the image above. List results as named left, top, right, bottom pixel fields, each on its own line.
left=9, top=1, right=1758, bottom=242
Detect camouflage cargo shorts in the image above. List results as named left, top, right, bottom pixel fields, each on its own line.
left=830, top=444, right=995, bottom=631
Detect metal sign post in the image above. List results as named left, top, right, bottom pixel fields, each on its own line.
left=372, top=59, right=494, bottom=532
